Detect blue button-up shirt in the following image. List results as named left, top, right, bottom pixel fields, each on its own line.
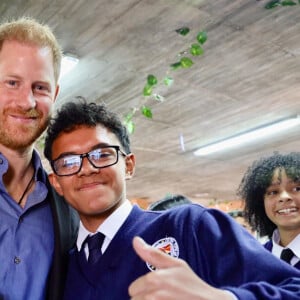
left=0, top=150, right=54, bottom=300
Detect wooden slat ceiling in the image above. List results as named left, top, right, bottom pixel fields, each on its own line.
left=2, top=0, right=300, bottom=207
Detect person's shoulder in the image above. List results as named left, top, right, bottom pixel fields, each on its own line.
left=132, top=203, right=209, bottom=220
left=151, top=203, right=208, bottom=219
left=168, top=203, right=206, bottom=213
left=130, top=204, right=207, bottom=233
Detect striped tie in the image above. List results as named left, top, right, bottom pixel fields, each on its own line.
left=86, top=232, right=105, bottom=265
left=280, top=248, right=294, bottom=264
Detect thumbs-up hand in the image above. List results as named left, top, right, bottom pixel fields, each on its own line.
left=128, top=236, right=235, bottom=300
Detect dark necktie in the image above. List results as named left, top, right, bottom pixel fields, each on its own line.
left=86, top=232, right=105, bottom=265
left=280, top=248, right=294, bottom=264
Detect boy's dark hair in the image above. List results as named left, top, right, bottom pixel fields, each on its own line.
left=148, top=194, right=192, bottom=211
left=44, top=98, right=131, bottom=161
left=237, top=152, right=300, bottom=238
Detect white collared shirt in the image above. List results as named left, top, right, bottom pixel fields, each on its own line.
left=77, top=200, right=133, bottom=257
left=271, top=229, right=300, bottom=266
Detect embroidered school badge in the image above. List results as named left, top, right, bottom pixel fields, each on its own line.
left=146, top=237, right=180, bottom=271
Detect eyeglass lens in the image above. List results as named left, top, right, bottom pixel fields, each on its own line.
left=53, top=146, right=120, bottom=176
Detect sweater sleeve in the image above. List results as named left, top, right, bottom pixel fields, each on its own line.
left=190, top=207, right=300, bottom=300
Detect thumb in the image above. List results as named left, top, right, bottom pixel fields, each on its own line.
left=132, top=236, right=180, bottom=269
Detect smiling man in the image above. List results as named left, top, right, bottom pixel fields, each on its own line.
left=0, top=17, right=78, bottom=300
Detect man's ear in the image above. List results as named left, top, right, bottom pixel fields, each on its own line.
left=48, top=172, right=64, bottom=196
left=125, top=153, right=135, bottom=180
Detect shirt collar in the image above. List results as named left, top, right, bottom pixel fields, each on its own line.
left=0, top=149, right=47, bottom=185
left=272, top=229, right=300, bottom=260
left=77, top=199, right=133, bottom=251
left=32, top=149, right=47, bottom=182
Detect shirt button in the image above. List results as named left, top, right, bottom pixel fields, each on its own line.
left=0, top=158, right=3, bottom=164
left=14, top=256, right=21, bottom=264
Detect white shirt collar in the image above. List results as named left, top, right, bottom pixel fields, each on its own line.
left=77, top=200, right=133, bottom=252
left=271, top=229, right=300, bottom=266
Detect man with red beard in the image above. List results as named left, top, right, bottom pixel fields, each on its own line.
left=0, top=18, right=78, bottom=300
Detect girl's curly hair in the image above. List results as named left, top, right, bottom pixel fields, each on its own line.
left=237, top=152, right=300, bottom=238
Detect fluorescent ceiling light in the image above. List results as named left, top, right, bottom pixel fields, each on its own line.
left=59, top=54, right=79, bottom=81
left=194, top=116, right=300, bottom=156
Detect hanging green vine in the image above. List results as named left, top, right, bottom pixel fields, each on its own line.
left=264, top=0, right=300, bottom=8
left=124, top=28, right=207, bottom=134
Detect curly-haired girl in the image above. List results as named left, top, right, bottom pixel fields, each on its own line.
left=238, top=152, right=300, bottom=269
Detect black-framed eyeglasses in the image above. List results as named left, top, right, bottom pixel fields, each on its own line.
left=51, top=145, right=127, bottom=176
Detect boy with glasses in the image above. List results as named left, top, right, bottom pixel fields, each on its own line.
left=44, top=99, right=300, bottom=300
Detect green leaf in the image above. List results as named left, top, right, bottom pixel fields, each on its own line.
left=143, top=84, right=152, bottom=96
left=175, top=27, right=190, bottom=36
left=147, top=74, right=158, bottom=86
left=190, top=44, right=204, bottom=56
left=141, top=106, right=153, bottom=118
left=124, top=111, right=134, bottom=122
left=180, top=57, right=194, bottom=68
left=163, top=76, right=174, bottom=86
left=125, top=120, right=135, bottom=134
left=264, top=0, right=281, bottom=8
left=281, top=0, right=297, bottom=5
left=170, top=62, right=182, bottom=70
left=196, top=31, right=207, bottom=44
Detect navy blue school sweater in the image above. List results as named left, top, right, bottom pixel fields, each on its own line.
left=64, top=204, right=300, bottom=300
